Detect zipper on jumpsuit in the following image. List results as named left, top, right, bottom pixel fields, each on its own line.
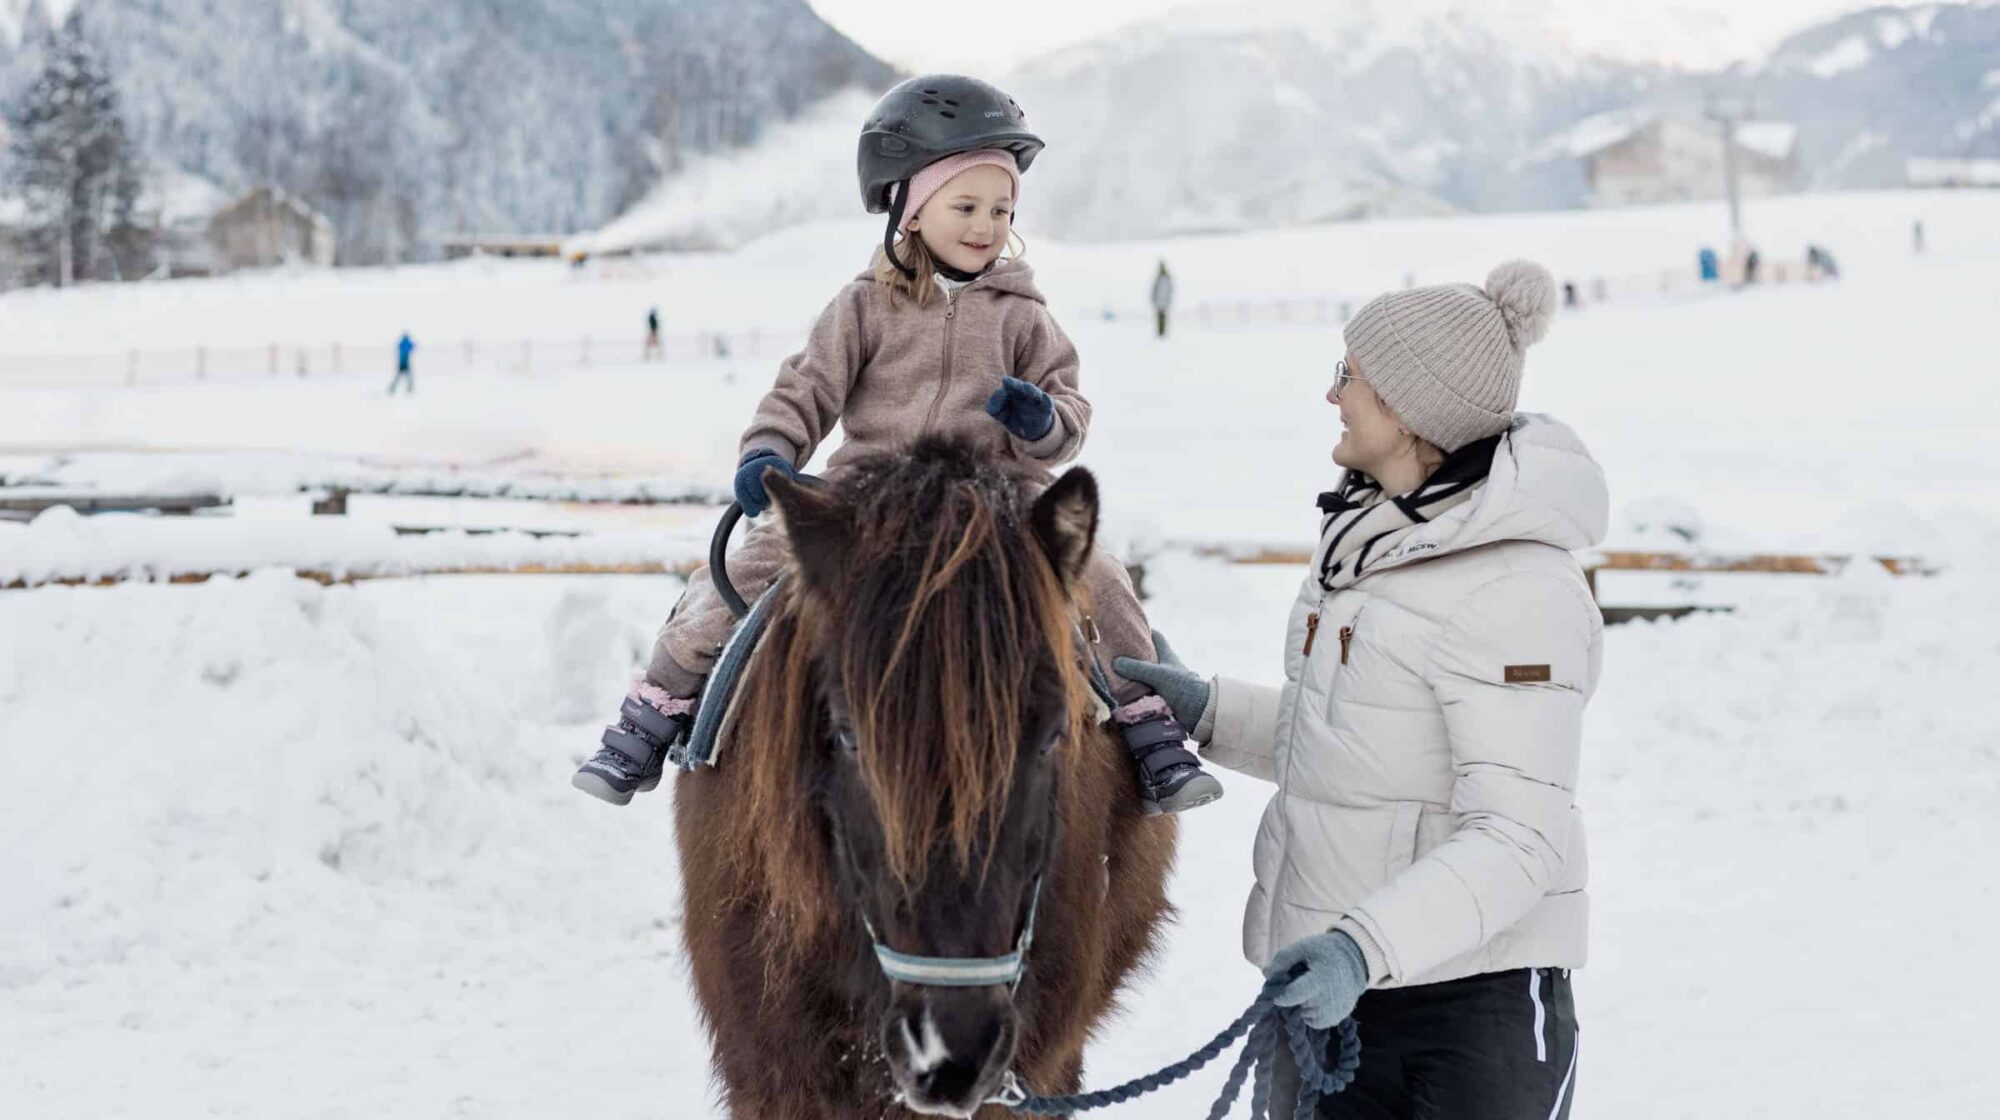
left=923, top=285, right=960, bottom=431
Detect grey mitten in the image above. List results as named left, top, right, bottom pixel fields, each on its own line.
left=1265, top=930, right=1369, bottom=1030
left=1112, top=630, right=1212, bottom=731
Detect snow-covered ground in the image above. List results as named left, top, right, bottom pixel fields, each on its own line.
left=5, top=189, right=2000, bottom=1117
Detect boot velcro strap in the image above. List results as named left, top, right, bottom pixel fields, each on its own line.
left=1121, top=717, right=1190, bottom=754
left=1134, top=740, right=1201, bottom=778
left=620, top=696, right=689, bottom=745
left=602, top=725, right=663, bottom=768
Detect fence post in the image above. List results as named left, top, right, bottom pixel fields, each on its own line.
left=269, top=344, right=279, bottom=376
left=465, top=338, right=475, bottom=368
left=297, top=348, right=309, bottom=378
left=126, top=349, right=138, bottom=387
left=522, top=339, right=532, bottom=374
left=332, top=343, right=342, bottom=374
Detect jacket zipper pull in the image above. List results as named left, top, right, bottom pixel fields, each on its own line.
left=1338, top=625, right=1354, bottom=665
left=1303, top=612, right=1320, bottom=656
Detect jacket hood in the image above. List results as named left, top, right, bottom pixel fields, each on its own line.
left=851, top=256, right=1047, bottom=305
left=1359, top=413, right=1609, bottom=573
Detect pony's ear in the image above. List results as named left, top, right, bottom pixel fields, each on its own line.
left=768, top=472, right=850, bottom=596
left=1030, top=467, right=1099, bottom=587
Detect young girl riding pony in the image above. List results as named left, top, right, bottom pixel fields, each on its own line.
left=573, top=75, right=1221, bottom=818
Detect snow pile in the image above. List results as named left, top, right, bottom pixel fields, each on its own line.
left=0, top=503, right=712, bottom=587
left=0, top=573, right=705, bottom=1116
left=1, top=448, right=726, bottom=505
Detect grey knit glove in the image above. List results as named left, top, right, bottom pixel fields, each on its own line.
left=1265, top=930, right=1369, bottom=1030
left=1112, top=630, right=1211, bottom=731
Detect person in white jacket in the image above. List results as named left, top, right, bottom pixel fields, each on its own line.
left=1120, top=261, right=1607, bottom=1118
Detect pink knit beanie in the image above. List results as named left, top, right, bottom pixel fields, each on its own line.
left=894, top=149, right=1021, bottom=231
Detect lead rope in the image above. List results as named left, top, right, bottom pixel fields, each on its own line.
left=992, top=966, right=1360, bottom=1118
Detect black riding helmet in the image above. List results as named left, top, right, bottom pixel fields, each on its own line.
left=860, top=75, right=1043, bottom=277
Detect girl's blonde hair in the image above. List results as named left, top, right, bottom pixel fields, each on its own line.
left=873, top=229, right=1028, bottom=309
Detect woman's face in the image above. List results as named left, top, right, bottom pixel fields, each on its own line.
left=909, top=164, right=1014, bottom=274
left=1328, top=356, right=1406, bottom=472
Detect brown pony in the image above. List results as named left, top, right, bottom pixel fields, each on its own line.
left=674, top=439, right=1178, bottom=1118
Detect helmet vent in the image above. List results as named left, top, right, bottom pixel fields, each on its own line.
left=922, top=88, right=939, bottom=95
left=939, top=110, right=957, bottom=118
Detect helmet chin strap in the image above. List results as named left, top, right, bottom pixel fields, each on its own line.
left=883, top=186, right=917, bottom=279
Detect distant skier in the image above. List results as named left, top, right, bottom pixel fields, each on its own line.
left=643, top=307, right=663, bottom=361
left=1150, top=259, right=1174, bottom=338
left=1912, top=219, right=1926, bottom=256
left=387, top=331, right=415, bottom=395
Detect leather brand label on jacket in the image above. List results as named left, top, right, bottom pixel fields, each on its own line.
left=1505, top=664, right=1552, bottom=683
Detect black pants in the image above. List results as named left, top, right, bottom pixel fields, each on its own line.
left=1303, top=967, right=1578, bottom=1120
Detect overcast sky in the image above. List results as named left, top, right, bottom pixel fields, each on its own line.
left=807, top=0, right=1907, bottom=75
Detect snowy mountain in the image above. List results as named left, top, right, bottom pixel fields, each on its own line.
left=1737, top=3, right=2000, bottom=187
left=597, top=1, right=1999, bottom=249
left=998, top=14, right=1663, bottom=239
left=0, top=0, right=893, bottom=265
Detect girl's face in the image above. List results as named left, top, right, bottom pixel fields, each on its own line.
left=908, top=164, right=1014, bottom=274
left=1327, top=356, right=1407, bottom=472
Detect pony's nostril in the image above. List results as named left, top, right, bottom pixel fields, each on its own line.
left=915, top=1057, right=983, bottom=1106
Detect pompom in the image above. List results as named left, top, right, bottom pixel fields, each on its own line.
left=1485, top=260, right=1556, bottom=349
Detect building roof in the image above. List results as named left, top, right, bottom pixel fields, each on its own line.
left=1734, top=122, right=1799, bottom=162
left=1907, top=158, right=2000, bottom=187
left=1546, top=108, right=1798, bottom=163
left=212, top=185, right=331, bottom=227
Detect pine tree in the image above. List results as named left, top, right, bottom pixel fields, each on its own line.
left=5, top=12, right=145, bottom=286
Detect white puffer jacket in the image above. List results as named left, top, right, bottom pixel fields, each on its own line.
left=1202, top=414, right=1608, bottom=987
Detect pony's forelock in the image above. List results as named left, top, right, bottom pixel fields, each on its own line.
left=724, top=445, right=1089, bottom=958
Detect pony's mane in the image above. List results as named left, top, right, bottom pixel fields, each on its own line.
left=721, top=442, right=1089, bottom=956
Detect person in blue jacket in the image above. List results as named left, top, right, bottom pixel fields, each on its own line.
left=387, top=332, right=416, bottom=395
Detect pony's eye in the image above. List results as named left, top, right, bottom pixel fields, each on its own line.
left=834, top=727, right=859, bottom=753
left=1039, top=729, right=1064, bottom=756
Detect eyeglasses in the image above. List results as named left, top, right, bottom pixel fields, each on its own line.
left=1333, top=358, right=1362, bottom=398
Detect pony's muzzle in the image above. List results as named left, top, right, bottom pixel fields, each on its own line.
left=884, top=986, right=1018, bottom=1117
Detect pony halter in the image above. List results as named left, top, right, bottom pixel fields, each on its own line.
left=863, top=876, right=1042, bottom=989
